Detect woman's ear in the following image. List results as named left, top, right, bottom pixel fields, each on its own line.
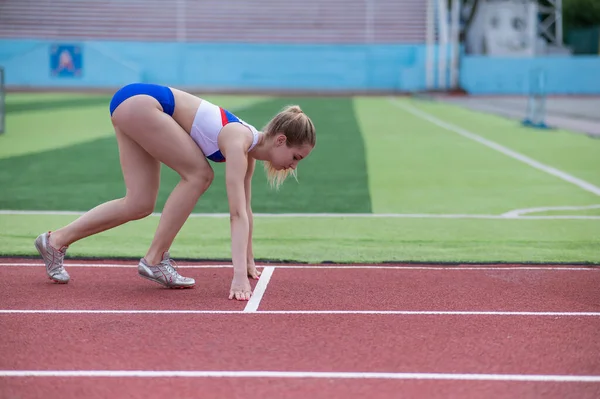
left=276, top=133, right=287, bottom=146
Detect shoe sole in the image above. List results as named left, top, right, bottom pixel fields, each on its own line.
left=35, top=236, right=70, bottom=284
left=48, top=276, right=69, bottom=284
left=138, top=273, right=195, bottom=289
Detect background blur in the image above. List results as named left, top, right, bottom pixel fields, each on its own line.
left=0, top=0, right=598, bottom=95
left=0, top=0, right=599, bottom=264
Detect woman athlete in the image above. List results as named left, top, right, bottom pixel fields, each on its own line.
left=34, top=83, right=316, bottom=301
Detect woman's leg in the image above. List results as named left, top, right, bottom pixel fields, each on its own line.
left=36, top=110, right=162, bottom=283
left=109, top=94, right=214, bottom=267
left=49, top=127, right=161, bottom=249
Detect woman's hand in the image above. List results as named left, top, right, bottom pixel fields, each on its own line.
left=247, top=259, right=261, bottom=280
left=229, top=274, right=252, bottom=301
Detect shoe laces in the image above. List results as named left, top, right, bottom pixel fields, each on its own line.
left=160, top=257, right=182, bottom=277
left=51, top=245, right=66, bottom=269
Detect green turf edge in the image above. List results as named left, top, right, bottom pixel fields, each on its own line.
left=1, top=215, right=599, bottom=264
left=3, top=254, right=598, bottom=266
left=405, top=97, right=600, bottom=188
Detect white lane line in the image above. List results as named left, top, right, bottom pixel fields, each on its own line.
left=1, top=310, right=599, bottom=316
left=391, top=98, right=600, bottom=197
left=0, top=370, right=599, bottom=382
left=0, top=263, right=597, bottom=271
left=502, top=204, right=600, bottom=217
left=244, top=266, right=275, bottom=312
left=1, top=210, right=599, bottom=219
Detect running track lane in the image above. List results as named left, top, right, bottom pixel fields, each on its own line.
left=1, top=263, right=599, bottom=312
left=0, top=265, right=249, bottom=310
left=2, top=377, right=600, bottom=399
left=259, top=267, right=600, bottom=312
left=1, top=314, right=599, bottom=398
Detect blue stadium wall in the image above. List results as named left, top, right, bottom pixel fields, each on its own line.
left=0, top=39, right=429, bottom=92
left=1, top=39, right=600, bottom=94
left=461, top=55, right=600, bottom=95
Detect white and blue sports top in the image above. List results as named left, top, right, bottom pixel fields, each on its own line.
left=190, top=99, right=260, bottom=163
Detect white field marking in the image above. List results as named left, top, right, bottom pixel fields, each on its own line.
left=1, top=310, right=599, bottom=316
left=0, top=263, right=597, bottom=271
left=502, top=204, right=600, bottom=218
left=0, top=370, right=599, bottom=382
left=244, top=266, right=275, bottom=312
left=390, top=98, right=600, bottom=197
left=1, top=210, right=600, bottom=220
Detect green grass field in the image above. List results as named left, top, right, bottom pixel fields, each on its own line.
left=1, top=92, right=599, bottom=263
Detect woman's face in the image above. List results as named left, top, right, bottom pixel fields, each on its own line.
left=269, top=134, right=313, bottom=171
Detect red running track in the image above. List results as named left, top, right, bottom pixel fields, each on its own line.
left=0, top=262, right=248, bottom=311
left=1, top=259, right=599, bottom=399
left=3, top=377, right=600, bottom=399
left=260, top=267, right=600, bottom=312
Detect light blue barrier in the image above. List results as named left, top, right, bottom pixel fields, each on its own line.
left=4, top=39, right=597, bottom=94
left=0, top=39, right=429, bottom=92
left=460, top=56, right=600, bottom=95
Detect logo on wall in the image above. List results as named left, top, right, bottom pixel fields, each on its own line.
left=50, top=44, right=83, bottom=78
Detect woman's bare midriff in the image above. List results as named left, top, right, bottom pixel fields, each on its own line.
left=169, top=87, right=203, bottom=134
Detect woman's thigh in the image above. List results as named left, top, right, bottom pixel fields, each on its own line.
left=111, top=94, right=213, bottom=182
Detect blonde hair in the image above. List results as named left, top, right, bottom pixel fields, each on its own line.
left=262, top=105, right=316, bottom=190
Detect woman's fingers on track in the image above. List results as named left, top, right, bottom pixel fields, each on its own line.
left=230, top=276, right=253, bottom=300
left=229, top=289, right=252, bottom=301
left=248, top=269, right=261, bottom=280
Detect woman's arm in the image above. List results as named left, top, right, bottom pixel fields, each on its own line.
left=245, top=158, right=261, bottom=280
left=219, top=124, right=253, bottom=300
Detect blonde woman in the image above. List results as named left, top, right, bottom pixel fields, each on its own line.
left=35, top=83, right=316, bottom=301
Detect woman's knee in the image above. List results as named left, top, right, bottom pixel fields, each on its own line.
left=184, top=167, right=214, bottom=192
left=123, top=196, right=156, bottom=220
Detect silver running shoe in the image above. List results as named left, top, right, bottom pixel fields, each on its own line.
left=34, top=231, right=70, bottom=284
left=138, top=251, right=195, bottom=289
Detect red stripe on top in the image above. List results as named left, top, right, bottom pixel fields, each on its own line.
left=220, top=107, right=228, bottom=126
